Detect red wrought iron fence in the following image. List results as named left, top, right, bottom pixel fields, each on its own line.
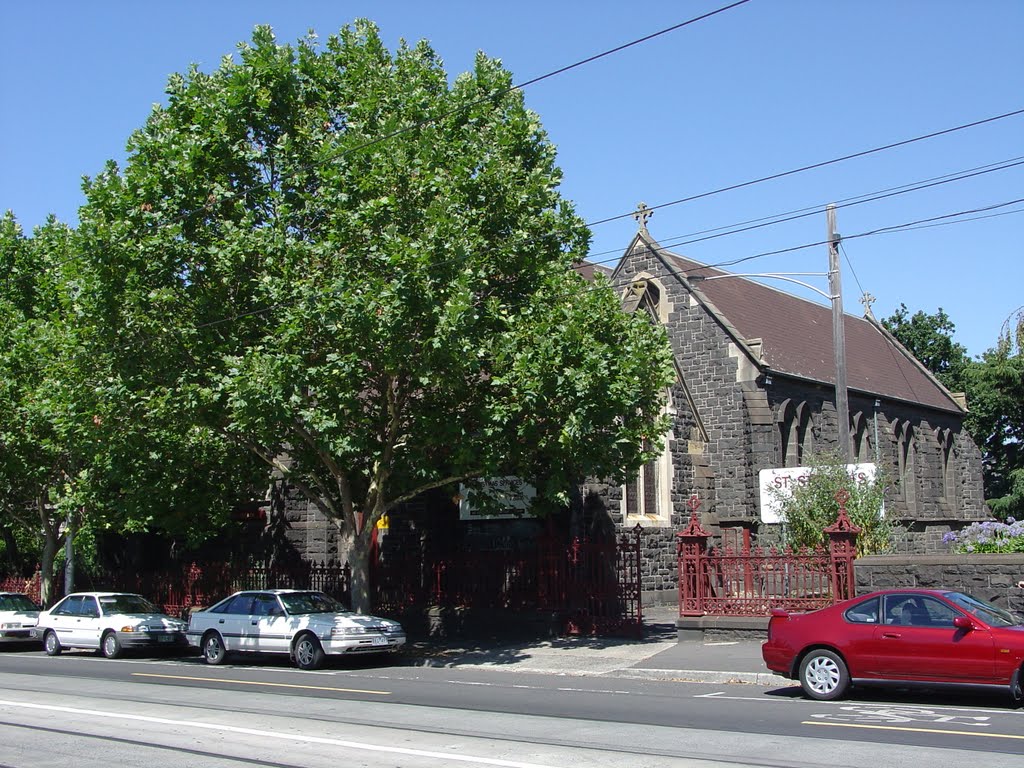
left=100, top=559, right=351, bottom=619
left=678, top=491, right=860, bottom=617
left=373, top=524, right=645, bottom=636
left=0, top=570, right=46, bottom=605
left=8, top=524, right=645, bottom=636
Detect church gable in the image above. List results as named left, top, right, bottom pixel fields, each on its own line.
left=597, top=210, right=988, bottom=556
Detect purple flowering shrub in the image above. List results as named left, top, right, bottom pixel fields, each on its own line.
left=943, top=518, right=1024, bottom=553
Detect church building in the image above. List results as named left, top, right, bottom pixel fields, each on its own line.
left=588, top=207, right=988, bottom=603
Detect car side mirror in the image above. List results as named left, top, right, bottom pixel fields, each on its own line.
left=953, top=616, right=973, bottom=630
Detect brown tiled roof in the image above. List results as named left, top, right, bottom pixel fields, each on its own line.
left=658, top=248, right=963, bottom=414
left=574, top=260, right=612, bottom=281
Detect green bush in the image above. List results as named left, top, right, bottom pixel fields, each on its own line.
left=768, top=451, right=891, bottom=556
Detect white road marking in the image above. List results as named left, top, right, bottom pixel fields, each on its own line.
left=804, top=720, right=1024, bottom=741
left=693, top=692, right=1021, bottom=716
left=0, top=699, right=566, bottom=768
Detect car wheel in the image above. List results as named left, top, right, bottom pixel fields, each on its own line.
left=294, top=633, right=325, bottom=671
left=799, top=649, right=849, bottom=701
left=1011, top=667, right=1023, bottom=706
left=44, top=630, right=62, bottom=657
left=101, top=631, right=123, bottom=659
left=202, top=631, right=227, bottom=665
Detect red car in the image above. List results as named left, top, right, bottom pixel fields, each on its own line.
left=762, top=589, right=1024, bottom=703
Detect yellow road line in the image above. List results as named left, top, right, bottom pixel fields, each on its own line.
left=803, top=720, right=1024, bottom=740
left=132, top=672, right=390, bottom=695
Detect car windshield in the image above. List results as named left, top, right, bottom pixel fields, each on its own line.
left=945, top=592, right=1022, bottom=627
left=279, top=592, right=347, bottom=615
left=98, top=595, right=159, bottom=615
left=0, top=594, right=37, bottom=612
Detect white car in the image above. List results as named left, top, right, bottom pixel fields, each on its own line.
left=36, top=592, right=189, bottom=658
left=0, top=592, right=40, bottom=644
left=187, top=589, right=406, bottom=670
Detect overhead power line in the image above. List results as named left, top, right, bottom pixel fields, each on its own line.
left=584, top=155, right=1024, bottom=262
left=585, top=108, right=1024, bottom=228
left=136, top=197, right=1024, bottom=349
left=28, top=5, right=753, bottom=275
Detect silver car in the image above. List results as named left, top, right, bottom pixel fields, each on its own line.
left=0, top=592, right=40, bottom=644
left=187, top=589, right=406, bottom=670
left=36, top=592, right=189, bottom=658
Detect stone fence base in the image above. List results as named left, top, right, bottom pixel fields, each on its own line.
left=854, top=553, right=1024, bottom=614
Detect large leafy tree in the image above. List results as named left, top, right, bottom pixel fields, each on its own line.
left=0, top=213, right=104, bottom=603
left=883, top=303, right=1024, bottom=520
left=966, top=312, right=1024, bottom=519
left=882, top=303, right=970, bottom=393
left=78, top=22, right=674, bottom=611
left=0, top=213, right=263, bottom=603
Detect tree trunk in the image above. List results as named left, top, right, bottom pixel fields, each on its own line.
left=347, top=533, right=372, bottom=614
left=40, top=528, right=60, bottom=607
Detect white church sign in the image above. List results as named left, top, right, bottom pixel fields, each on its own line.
left=758, top=463, right=877, bottom=524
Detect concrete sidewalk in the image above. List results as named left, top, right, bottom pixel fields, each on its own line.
left=406, top=606, right=789, bottom=687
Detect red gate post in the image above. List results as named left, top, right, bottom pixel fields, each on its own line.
left=825, top=489, right=861, bottom=603
left=677, top=495, right=711, bottom=616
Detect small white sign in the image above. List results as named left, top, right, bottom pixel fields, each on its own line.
left=758, top=463, right=877, bottom=524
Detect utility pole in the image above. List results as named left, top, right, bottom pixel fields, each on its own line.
left=828, top=204, right=851, bottom=463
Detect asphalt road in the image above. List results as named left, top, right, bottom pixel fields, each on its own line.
left=0, top=647, right=1021, bottom=767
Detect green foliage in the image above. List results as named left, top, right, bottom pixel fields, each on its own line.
left=883, top=303, right=1024, bottom=521
left=965, top=316, right=1024, bottom=520
left=768, top=452, right=892, bottom=556
left=73, top=21, right=672, bottom=608
left=882, top=303, right=970, bottom=393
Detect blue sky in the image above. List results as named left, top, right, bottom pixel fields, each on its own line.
left=2, top=1, right=1021, bottom=358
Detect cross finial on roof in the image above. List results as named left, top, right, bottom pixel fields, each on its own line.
left=860, top=291, right=876, bottom=319
left=633, top=202, right=653, bottom=233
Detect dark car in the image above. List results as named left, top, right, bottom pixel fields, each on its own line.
left=762, top=588, right=1024, bottom=703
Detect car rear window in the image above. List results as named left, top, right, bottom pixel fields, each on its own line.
left=0, top=594, right=37, bottom=612
left=844, top=596, right=880, bottom=623
left=280, top=592, right=347, bottom=615
left=99, top=595, right=157, bottom=614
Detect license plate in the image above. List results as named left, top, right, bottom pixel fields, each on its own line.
left=158, top=635, right=174, bottom=643
left=371, top=636, right=388, bottom=646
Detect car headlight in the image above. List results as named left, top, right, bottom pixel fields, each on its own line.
left=120, top=625, right=147, bottom=633
left=331, top=626, right=367, bottom=637
left=1, top=623, right=20, bottom=629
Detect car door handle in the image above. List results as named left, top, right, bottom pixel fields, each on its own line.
left=218, top=619, right=225, bottom=624
left=250, top=620, right=258, bottom=625
left=882, top=632, right=902, bottom=639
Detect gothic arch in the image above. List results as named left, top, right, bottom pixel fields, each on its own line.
left=936, top=427, right=955, bottom=504
left=776, top=399, right=814, bottom=466
left=851, top=411, right=870, bottom=462
left=621, top=272, right=673, bottom=324
left=893, top=420, right=917, bottom=511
